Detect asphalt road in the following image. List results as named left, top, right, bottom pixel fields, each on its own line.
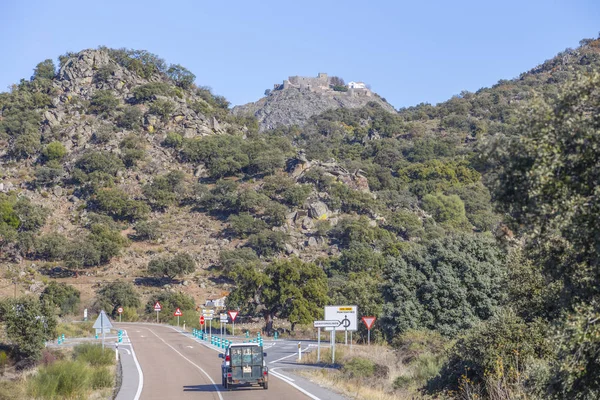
left=115, top=323, right=346, bottom=400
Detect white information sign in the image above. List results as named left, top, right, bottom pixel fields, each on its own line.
left=314, top=320, right=341, bottom=328
left=324, top=305, right=358, bottom=331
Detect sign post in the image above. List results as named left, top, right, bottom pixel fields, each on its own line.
left=84, top=308, right=88, bottom=321
left=314, top=320, right=340, bottom=364
left=117, top=307, right=123, bottom=323
left=228, top=311, right=238, bottom=336
left=154, top=301, right=162, bottom=323
left=93, top=310, right=113, bottom=352
left=174, top=308, right=183, bottom=327
left=220, top=313, right=228, bottom=336
left=361, top=316, right=376, bottom=346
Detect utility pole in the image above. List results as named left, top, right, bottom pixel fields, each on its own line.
left=13, top=281, right=17, bottom=298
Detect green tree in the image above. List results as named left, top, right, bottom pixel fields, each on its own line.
left=0, top=296, right=57, bottom=360
left=167, top=64, right=196, bottom=89
left=227, top=257, right=328, bottom=332
left=421, top=193, right=471, bottom=230
left=32, top=59, right=56, bottom=80
left=381, top=234, right=506, bottom=338
left=95, top=282, right=140, bottom=317
left=147, top=253, right=196, bottom=282
left=489, top=72, right=600, bottom=302
left=40, top=282, right=81, bottom=316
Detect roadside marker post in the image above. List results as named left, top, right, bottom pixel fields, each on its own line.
left=228, top=311, right=238, bottom=336
left=361, top=316, right=377, bottom=346
left=153, top=301, right=162, bottom=323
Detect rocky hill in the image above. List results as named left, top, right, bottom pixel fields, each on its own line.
left=1, top=37, right=599, bottom=331
left=232, top=73, right=396, bottom=130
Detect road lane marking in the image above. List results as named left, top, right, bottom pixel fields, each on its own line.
left=144, top=327, right=224, bottom=400
left=270, top=368, right=321, bottom=400
left=270, top=346, right=311, bottom=364
left=124, top=330, right=144, bottom=400
left=270, top=368, right=295, bottom=382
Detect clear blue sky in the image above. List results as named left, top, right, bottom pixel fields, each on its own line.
left=1, top=0, right=598, bottom=109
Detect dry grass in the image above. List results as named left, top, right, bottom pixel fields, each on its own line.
left=299, top=341, right=445, bottom=400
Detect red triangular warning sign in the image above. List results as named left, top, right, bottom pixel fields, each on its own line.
left=174, top=308, right=182, bottom=317
left=228, top=310, right=239, bottom=322
left=362, top=316, right=376, bottom=329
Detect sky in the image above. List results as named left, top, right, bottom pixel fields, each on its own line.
left=0, top=0, right=599, bottom=109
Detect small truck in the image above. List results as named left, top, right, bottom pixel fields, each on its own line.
left=219, top=343, right=268, bottom=390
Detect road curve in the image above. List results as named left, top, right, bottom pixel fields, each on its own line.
left=119, top=323, right=313, bottom=400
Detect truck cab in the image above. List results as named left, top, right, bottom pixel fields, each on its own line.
left=219, top=343, right=268, bottom=390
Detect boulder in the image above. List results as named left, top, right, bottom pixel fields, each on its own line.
left=308, top=201, right=329, bottom=219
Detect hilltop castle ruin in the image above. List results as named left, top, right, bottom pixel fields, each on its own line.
left=273, top=73, right=372, bottom=97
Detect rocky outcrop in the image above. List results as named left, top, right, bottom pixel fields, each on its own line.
left=232, top=85, right=396, bottom=131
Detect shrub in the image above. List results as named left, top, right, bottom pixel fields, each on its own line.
left=148, top=98, right=175, bottom=121
left=92, top=125, right=115, bottom=144
left=430, top=310, right=551, bottom=395
left=75, top=151, right=124, bottom=176
left=181, top=135, right=249, bottom=178
left=132, top=82, right=172, bottom=102
left=116, top=105, right=143, bottom=130
left=73, top=343, right=114, bottom=366
left=262, top=201, right=288, bottom=227
left=228, top=213, right=268, bottom=238
left=40, top=282, right=80, bottom=316
left=142, top=171, right=185, bottom=210
left=13, top=197, right=48, bottom=231
left=120, top=307, right=139, bottom=322
left=147, top=252, right=196, bottom=282
left=133, top=220, right=161, bottom=241
left=89, top=90, right=119, bottom=114
left=94, top=64, right=115, bottom=83
left=342, top=357, right=375, bottom=379
left=246, top=230, right=288, bottom=257
left=282, top=184, right=312, bottom=207
left=64, top=239, right=101, bottom=268
left=162, top=131, right=183, bottom=148
left=28, top=361, right=90, bottom=399
left=90, top=188, right=150, bottom=221
left=35, top=161, right=64, bottom=186
left=90, top=367, right=113, bottom=389
left=42, top=141, right=67, bottom=162
left=119, top=134, right=146, bottom=167
left=11, top=133, right=41, bottom=159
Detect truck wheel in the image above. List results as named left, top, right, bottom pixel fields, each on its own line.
left=263, top=380, right=268, bottom=390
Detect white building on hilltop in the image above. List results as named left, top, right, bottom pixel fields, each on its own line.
left=348, top=81, right=367, bottom=89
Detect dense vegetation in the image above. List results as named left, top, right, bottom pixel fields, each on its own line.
left=0, top=36, right=599, bottom=399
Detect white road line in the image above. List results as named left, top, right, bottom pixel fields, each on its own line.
left=144, top=327, right=224, bottom=400
left=270, top=347, right=310, bottom=364
left=270, top=368, right=321, bottom=400
left=123, top=330, right=144, bottom=400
